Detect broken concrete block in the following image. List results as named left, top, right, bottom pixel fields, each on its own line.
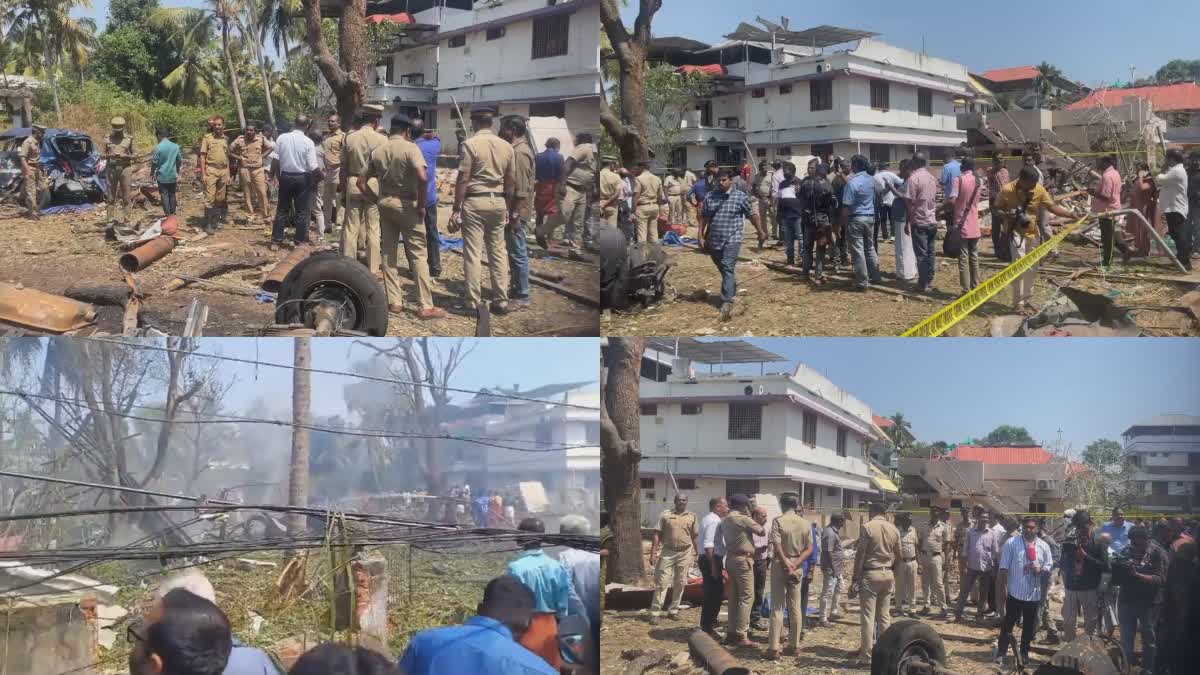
left=668, top=650, right=691, bottom=670
left=233, top=558, right=279, bottom=572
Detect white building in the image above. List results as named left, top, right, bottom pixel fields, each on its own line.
left=325, top=0, right=600, bottom=146
left=1123, top=414, right=1200, bottom=513
left=666, top=26, right=973, bottom=170
left=636, top=339, right=891, bottom=524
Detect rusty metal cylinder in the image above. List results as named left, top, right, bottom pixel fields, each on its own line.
left=0, top=282, right=97, bottom=333
left=688, top=630, right=749, bottom=675
left=119, top=236, right=176, bottom=273
left=262, top=245, right=313, bottom=293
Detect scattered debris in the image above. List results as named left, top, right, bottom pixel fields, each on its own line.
left=0, top=282, right=97, bottom=333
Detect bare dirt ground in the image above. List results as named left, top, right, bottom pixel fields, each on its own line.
left=601, top=220, right=1200, bottom=337
left=1, top=174, right=599, bottom=337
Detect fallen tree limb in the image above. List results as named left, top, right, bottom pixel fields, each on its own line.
left=63, top=283, right=133, bottom=308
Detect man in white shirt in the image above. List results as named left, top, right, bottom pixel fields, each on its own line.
left=995, top=516, right=1052, bottom=667
left=697, top=497, right=729, bottom=636
left=1155, top=149, right=1192, bottom=272
left=875, top=162, right=901, bottom=244
left=271, top=114, right=322, bottom=250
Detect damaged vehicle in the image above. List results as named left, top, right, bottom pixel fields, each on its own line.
left=0, top=127, right=105, bottom=206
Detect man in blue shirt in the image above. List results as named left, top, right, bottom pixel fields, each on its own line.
left=508, top=517, right=585, bottom=668
left=150, top=129, right=182, bottom=216
left=399, top=575, right=557, bottom=675
left=940, top=149, right=964, bottom=215
left=534, top=138, right=563, bottom=235
left=700, top=169, right=760, bottom=322
left=840, top=155, right=881, bottom=290
left=1098, top=507, right=1133, bottom=635
left=412, top=118, right=442, bottom=278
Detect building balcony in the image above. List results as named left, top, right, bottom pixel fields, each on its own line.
left=368, top=83, right=437, bottom=105
left=1131, top=493, right=1197, bottom=510
left=676, top=125, right=746, bottom=145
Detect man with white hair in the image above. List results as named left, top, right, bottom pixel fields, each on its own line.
left=556, top=515, right=599, bottom=631
left=154, top=572, right=282, bottom=675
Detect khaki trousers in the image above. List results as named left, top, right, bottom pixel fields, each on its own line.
left=667, top=195, right=685, bottom=224
left=920, top=554, right=946, bottom=608
left=859, top=570, right=895, bottom=659
left=239, top=166, right=270, bottom=219
left=461, top=194, right=509, bottom=307
left=896, top=559, right=918, bottom=612
left=23, top=169, right=42, bottom=215
left=378, top=197, right=433, bottom=311
left=559, top=183, right=589, bottom=243
left=601, top=206, right=618, bottom=228
left=635, top=205, right=660, bottom=242
left=314, top=165, right=341, bottom=234
left=650, top=547, right=695, bottom=616
left=204, top=166, right=229, bottom=207
left=343, top=182, right=381, bottom=274
left=768, top=561, right=803, bottom=651
left=1062, top=588, right=1099, bottom=642
left=725, top=555, right=754, bottom=639
left=106, top=165, right=133, bottom=222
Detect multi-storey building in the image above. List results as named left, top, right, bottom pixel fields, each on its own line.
left=1123, top=414, right=1200, bottom=513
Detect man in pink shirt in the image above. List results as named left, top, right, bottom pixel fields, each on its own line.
left=989, top=157, right=1011, bottom=261
left=950, top=157, right=983, bottom=293
left=903, top=154, right=940, bottom=292
left=1088, top=155, right=1129, bottom=268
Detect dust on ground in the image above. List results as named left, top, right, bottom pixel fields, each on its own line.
left=1, top=175, right=599, bottom=336
left=601, top=222, right=1199, bottom=337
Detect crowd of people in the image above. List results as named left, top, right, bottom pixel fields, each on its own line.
left=598, top=146, right=1200, bottom=322
left=122, top=515, right=599, bottom=675
left=647, top=493, right=1200, bottom=672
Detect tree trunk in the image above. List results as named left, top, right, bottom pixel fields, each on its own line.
left=42, top=38, right=62, bottom=124
left=601, top=337, right=645, bottom=584
left=219, top=9, right=247, bottom=129
left=260, top=56, right=276, bottom=126
left=287, top=338, right=312, bottom=544
left=300, top=0, right=367, bottom=122
left=599, top=0, right=658, bottom=166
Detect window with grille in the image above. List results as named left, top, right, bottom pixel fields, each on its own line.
left=778, top=145, right=792, bottom=156
left=377, top=60, right=396, bottom=85
left=812, top=143, right=833, bottom=159
left=868, top=143, right=889, bottom=165
left=728, top=402, right=763, bottom=440
left=836, top=427, right=847, bottom=457
left=752, top=88, right=766, bottom=98
left=756, top=147, right=767, bottom=157
left=870, top=80, right=890, bottom=110
left=677, top=478, right=697, bottom=490
left=726, top=479, right=760, bottom=501
left=697, top=102, right=712, bottom=127
left=532, top=15, right=569, bottom=59
left=681, top=403, right=702, bottom=415
left=802, top=411, right=817, bottom=447
left=640, top=403, right=657, bottom=416
left=810, top=80, right=833, bottom=111
left=486, top=26, right=505, bottom=40
left=779, top=84, right=792, bottom=95
left=1030, top=503, right=1047, bottom=513
left=950, top=499, right=963, bottom=509
left=918, top=88, right=933, bottom=117
left=448, top=34, right=466, bottom=48
left=529, top=101, right=566, bottom=118
left=640, top=478, right=655, bottom=489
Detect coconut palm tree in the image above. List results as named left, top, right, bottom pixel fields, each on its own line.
left=1035, top=61, right=1064, bottom=109
left=2, top=0, right=97, bottom=123
left=148, top=8, right=222, bottom=105
left=257, top=0, right=303, bottom=68
left=152, top=0, right=247, bottom=128
left=887, top=412, right=913, bottom=448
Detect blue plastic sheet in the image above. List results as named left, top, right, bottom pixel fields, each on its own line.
left=660, top=232, right=699, bottom=246
left=439, top=236, right=464, bottom=252
left=39, top=203, right=98, bottom=216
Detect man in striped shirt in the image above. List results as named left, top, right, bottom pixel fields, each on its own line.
left=995, top=515, right=1053, bottom=666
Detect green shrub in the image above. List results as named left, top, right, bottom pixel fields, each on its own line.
left=32, top=80, right=222, bottom=149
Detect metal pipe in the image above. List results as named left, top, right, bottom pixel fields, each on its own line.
left=1088, top=208, right=1187, bottom=273
left=119, top=236, right=176, bottom=272
left=0, top=282, right=97, bottom=333
left=262, top=244, right=313, bottom=293
left=0, top=468, right=231, bottom=504
left=688, top=629, right=749, bottom=675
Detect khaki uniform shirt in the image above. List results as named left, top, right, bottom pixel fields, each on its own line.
left=664, top=175, right=686, bottom=197
left=635, top=172, right=663, bottom=207
left=511, top=137, right=536, bottom=219
left=657, top=509, right=697, bottom=552
left=855, top=515, right=901, bottom=575
left=600, top=168, right=623, bottom=204
left=105, top=133, right=135, bottom=168
left=459, top=128, right=514, bottom=195
left=366, top=134, right=426, bottom=200
left=770, top=511, right=812, bottom=559
left=230, top=135, right=273, bottom=169
left=722, top=512, right=761, bottom=557
left=919, top=521, right=949, bottom=556
left=200, top=133, right=229, bottom=168
left=899, top=527, right=919, bottom=561
left=684, top=170, right=697, bottom=189
left=342, top=127, right=388, bottom=192
left=320, top=130, right=346, bottom=170
left=19, top=135, right=40, bottom=170
left=565, top=142, right=596, bottom=187
left=756, top=173, right=773, bottom=198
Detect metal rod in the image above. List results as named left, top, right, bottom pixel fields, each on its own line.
left=0, top=468, right=232, bottom=505
left=1088, top=208, right=1188, bottom=274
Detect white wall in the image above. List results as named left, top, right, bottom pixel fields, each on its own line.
left=746, top=78, right=849, bottom=133
left=373, top=46, right=438, bottom=86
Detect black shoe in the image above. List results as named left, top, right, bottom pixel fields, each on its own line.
left=429, top=268, right=441, bottom=279
left=536, top=234, right=549, bottom=249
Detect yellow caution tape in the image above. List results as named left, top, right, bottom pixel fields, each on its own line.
left=900, top=214, right=1092, bottom=337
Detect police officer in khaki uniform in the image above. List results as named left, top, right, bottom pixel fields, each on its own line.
left=341, top=105, right=387, bottom=274
left=499, top=115, right=535, bottom=307
left=664, top=167, right=687, bottom=225
left=360, top=115, right=447, bottom=321
left=315, top=114, right=346, bottom=239
left=19, top=124, right=45, bottom=220
left=851, top=502, right=901, bottom=664
left=721, top=494, right=765, bottom=647
left=649, top=494, right=697, bottom=625
left=632, top=162, right=664, bottom=243
left=230, top=123, right=274, bottom=223
left=598, top=157, right=622, bottom=228
left=451, top=106, right=514, bottom=314
left=199, top=116, right=230, bottom=233
left=551, top=132, right=596, bottom=249
left=765, top=493, right=812, bottom=661
left=103, top=117, right=136, bottom=224
left=895, top=511, right=919, bottom=618
left=918, top=506, right=949, bottom=618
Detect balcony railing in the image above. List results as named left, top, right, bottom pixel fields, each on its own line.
left=676, top=125, right=745, bottom=145
left=369, top=82, right=437, bottom=105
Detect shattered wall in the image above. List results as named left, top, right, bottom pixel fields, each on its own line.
left=0, top=596, right=98, bottom=675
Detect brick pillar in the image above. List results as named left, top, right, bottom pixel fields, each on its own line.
left=334, top=553, right=388, bottom=644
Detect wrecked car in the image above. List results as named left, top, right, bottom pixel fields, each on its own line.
left=0, top=126, right=105, bottom=205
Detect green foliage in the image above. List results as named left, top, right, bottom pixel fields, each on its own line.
left=607, top=63, right=710, bottom=162
left=92, top=26, right=160, bottom=99
left=1154, top=59, right=1200, bottom=85
left=1082, top=439, right=1123, bottom=470
left=107, top=0, right=160, bottom=29
left=37, top=80, right=218, bottom=148
left=983, top=425, right=1035, bottom=446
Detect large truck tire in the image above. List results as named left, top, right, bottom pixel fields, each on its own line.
left=871, top=619, right=947, bottom=675
left=274, top=251, right=390, bottom=336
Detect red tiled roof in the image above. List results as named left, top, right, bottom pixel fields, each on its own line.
left=979, top=66, right=1040, bottom=83
left=1067, top=462, right=1091, bottom=476
left=676, top=64, right=726, bottom=76
left=368, top=12, right=413, bottom=24
left=947, top=445, right=1052, bottom=464
left=873, top=415, right=894, bottom=428
left=1066, top=83, right=1200, bottom=112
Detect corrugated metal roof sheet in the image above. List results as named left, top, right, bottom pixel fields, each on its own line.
left=947, top=445, right=1052, bottom=464
left=1066, top=83, right=1200, bottom=112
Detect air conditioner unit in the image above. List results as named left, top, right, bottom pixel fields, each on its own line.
left=816, top=62, right=832, bottom=73
left=1036, top=479, right=1054, bottom=490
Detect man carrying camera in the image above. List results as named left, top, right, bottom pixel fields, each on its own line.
left=1059, top=509, right=1109, bottom=642
left=993, top=166, right=1081, bottom=314
left=1112, top=526, right=1169, bottom=672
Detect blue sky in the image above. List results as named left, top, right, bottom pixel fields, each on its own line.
left=621, top=0, right=1200, bottom=86
left=686, top=338, right=1200, bottom=455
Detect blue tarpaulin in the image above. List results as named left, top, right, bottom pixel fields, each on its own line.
left=39, top=203, right=98, bottom=216
left=660, top=232, right=698, bottom=246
